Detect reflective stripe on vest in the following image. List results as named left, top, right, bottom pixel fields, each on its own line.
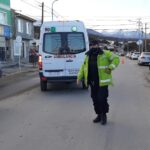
left=100, top=79, right=111, bottom=83
left=110, top=64, right=116, bottom=69
left=98, top=66, right=109, bottom=69
left=110, top=54, right=115, bottom=60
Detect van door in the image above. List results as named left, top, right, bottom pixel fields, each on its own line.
left=42, top=33, right=66, bottom=77
left=42, top=54, right=66, bottom=77
left=65, top=33, right=86, bottom=77
left=65, top=53, right=85, bottom=77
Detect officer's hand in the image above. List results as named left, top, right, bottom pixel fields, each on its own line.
left=105, top=68, right=112, bottom=74
left=77, top=79, right=81, bottom=85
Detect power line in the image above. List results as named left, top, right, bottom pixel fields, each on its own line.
left=39, top=3, right=66, bottom=20
left=20, top=0, right=61, bottom=19
left=93, top=28, right=139, bottom=30
left=21, top=0, right=41, bottom=10
left=61, top=16, right=150, bottom=20
left=32, top=0, right=66, bottom=20
left=88, top=24, right=137, bottom=27
left=93, top=28, right=150, bottom=31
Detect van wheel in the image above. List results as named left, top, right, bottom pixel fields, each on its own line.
left=82, top=81, right=88, bottom=89
left=40, top=80, right=47, bottom=91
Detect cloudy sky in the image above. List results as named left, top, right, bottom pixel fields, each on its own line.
left=10, top=0, right=150, bottom=31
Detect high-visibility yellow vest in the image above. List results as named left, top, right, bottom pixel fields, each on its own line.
left=77, top=50, right=120, bottom=86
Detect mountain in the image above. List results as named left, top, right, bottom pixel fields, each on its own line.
left=87, top=29, right=150, bottom=41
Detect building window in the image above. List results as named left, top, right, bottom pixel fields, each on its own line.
left=17, top=19, right=23, bottom=33
left=0, top=12, right=7, bottom=25
left=26, top=22, right=32, bottom=35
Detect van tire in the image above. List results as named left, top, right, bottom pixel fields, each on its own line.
left=40, top=80, right=47, bottom=91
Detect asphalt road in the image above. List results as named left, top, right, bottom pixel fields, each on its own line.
left=0, top=71, right=39, bottom=100
left=0, top=59, right=150, bottom=150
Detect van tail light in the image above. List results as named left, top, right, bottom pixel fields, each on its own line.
left=38, top=55, right=43, bottom=70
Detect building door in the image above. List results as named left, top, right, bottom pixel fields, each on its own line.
left=0, top=37, right=6, bottom=61
left=21, top=41, right=26, bottom=58
left=0, top=47, right=5, bottom=61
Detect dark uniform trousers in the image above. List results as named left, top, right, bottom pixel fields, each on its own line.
left=90, top=82, right=109, bottom=114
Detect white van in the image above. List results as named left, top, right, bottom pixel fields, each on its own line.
left=38, top=20, right=89, bottom=91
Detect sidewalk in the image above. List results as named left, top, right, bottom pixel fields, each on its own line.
left=0, top=61, right=38, bottom=80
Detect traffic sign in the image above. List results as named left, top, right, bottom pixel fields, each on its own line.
left=136, top=40, right=143, bottom=45
left=16, top=35, right=22, bottom=43
left=14, top=41, right=22, bottom=56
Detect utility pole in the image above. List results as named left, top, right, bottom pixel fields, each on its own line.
left=145, top=23, right=147, bottom=52
left=138, top=18, right=141, bottom=53
left=141, top=23, right=144, bottom=52
left=137, top=18, right=143, bottom=53
left=41, top=2, right=44, bottom=24
left=129, top=18, right=143, bottom=52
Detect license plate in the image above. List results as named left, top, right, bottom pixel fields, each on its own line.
left=48, top=72, right=60, bottom=76
left=67, top=69, right=79, bottom=75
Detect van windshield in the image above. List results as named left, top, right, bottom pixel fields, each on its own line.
left=43, top=32, right=86, bottom=54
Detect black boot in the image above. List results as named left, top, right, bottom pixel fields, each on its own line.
left=101, top=113, right=107, bottom=125
left=93, top=115, right=101, bottom=123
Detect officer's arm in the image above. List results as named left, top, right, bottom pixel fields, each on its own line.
left=77, top=63, right=84, bottom=81
left=108, top=52, right=120, bottom=70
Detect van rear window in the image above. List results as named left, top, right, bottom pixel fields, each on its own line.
left=43, top=32, right=86, bottom=54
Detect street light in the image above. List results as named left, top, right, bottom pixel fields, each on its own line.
left=52, top=0, right=59, bottom=21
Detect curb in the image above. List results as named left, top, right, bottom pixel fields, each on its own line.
left=0, top=68, right=38, bottom=81
left=1, top=63, right=18, bottom=69
left=0, top=68, right=39, bottom=88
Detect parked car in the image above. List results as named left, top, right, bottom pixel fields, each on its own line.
left=138, top=52, right=150, bottom=65
left=128, top=52, right=134, bottom=59
left=126, top=52, right=130, bottom=58
left=131, top=52, right=140, bottom=60
left=119, top=52, right=125, bottom=56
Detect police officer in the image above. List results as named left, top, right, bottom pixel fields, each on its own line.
left=77, top=40, right=119, bottom=125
